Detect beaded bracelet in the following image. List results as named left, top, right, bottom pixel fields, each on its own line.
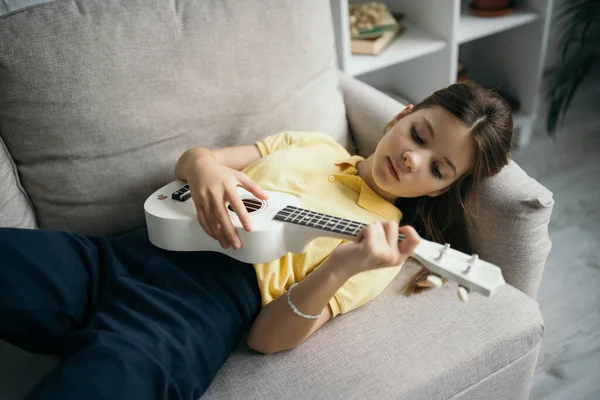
left=286, top=283, right=325, bottom=319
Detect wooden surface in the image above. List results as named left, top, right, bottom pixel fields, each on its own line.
left=511, top=76, right=600, bottom=400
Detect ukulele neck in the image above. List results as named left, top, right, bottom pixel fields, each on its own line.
left=273, top=205, right=405, bottom=242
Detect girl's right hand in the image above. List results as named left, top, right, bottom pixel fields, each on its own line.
left=185, top=155, right=268, bottom=249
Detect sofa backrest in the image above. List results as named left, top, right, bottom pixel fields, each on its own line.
left=1, top=0, right=553, bottom=300
left=0, top=0, right=348, bottom=234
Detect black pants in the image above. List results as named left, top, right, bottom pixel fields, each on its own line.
left=0, top=227, right=262, bottom=399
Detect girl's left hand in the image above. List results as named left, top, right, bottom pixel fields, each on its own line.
left=330, top=221, right=420, bottom=276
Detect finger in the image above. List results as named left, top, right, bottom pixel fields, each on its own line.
left=373, top=221, right=386, bottom=239
left=235, top=172, right=269, bottom=200
left=187, top=185, right=210, bottom=234
left=205, top=204, right=229, bottom=248
left=383, top=221, right=399, bottom=246
left=356, top=224, right=368, bottom=243
left=211, top=196, right=240, bottom=249
left=398, top=225, right=420, bottom=255
left=226, top=187, right=252, bottom=232
left=195, top=205, right=215, bottom=238
left=365, top=221, right=383, bottom=247
left=191, top=189, right=218, bottom=240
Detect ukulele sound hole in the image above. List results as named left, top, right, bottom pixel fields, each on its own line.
left=227, top=198, right=265, bottom=213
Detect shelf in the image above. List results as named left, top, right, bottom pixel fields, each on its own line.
left=458, top=9, right=539, bottom=44
left=348, top=21, right=446, bottom=77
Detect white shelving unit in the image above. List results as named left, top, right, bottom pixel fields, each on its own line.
left=458, top=9, right=540, bottom=43
left=330, top=0, right=553, bottom=147
left=348, top=21, right=447, bottom=76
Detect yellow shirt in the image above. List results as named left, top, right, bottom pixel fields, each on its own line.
left=244, top=131, right=403, bottom=317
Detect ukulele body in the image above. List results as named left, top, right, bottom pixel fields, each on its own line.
left=144, top=180, right=345, bottom=264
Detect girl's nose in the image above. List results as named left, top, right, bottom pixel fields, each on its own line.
left=404, top=151, right=421, bottom=173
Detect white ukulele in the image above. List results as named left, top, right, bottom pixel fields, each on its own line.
left=144, top=181, right=506, bottom=302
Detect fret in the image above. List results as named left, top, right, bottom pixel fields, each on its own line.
left=323, top=215, right=337, bottom=230
left=274, top=206, right=298, bottom=221
left=313, top=212, right=326, bottom=228
left=287, top=207, right=302, bottom=224
left=295, top=209, right=305, bottom=224
left=280, top=207, right=292, bottom=221
left=332, top=218, right=351, bottom=234
left=343, top=220, right=358, bottom=234
left=278, top=207, right=289, bottom=220
left=351, top=223, right=365, bottom=236
left=304, top=211, right=322, bottom=227
left=299, top=210, right=313, bottom=226
left=329, top=216, right=344, bottom=233
left=298, top=209, right=307, bottom=224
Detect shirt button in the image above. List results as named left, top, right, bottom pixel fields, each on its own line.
left=328, top=175, right=335, bottom=182
left=348, top=167, right=357, bottom=174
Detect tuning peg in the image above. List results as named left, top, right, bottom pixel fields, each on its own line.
left=463, top=253, right=479, bottom=274
left=426, top=274, right=443, bottom=288
left=435, top=243, right=451, bottom=261
left=458, top=286, right=469, bottom=302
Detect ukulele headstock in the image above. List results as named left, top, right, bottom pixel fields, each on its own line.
left=410, top=239, right=506, bottom=302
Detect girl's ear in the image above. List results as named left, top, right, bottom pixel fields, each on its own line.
left=427, top=186, right=450, bottom=198
left=383, top=105, right=414, bottom=133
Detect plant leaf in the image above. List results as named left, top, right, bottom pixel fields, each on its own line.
left=545, top=0, right=600, bottom=135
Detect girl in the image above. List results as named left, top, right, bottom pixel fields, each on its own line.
left=0, top=81, right=512, bottom=400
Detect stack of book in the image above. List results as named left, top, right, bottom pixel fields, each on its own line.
left=349, top=2, right=404, bottom=55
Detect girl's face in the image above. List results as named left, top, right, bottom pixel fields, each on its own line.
left=371, top=105, right=476, bottom=199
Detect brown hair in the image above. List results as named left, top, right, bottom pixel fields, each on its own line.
left=394, top=81, right=513, bottom=295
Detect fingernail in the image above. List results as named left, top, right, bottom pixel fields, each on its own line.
left=234, top=242, right=240, bottom=249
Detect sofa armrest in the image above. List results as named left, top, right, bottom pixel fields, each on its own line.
left=204, top=261, right=544, bottom=399
left=339, top=72, right=553, bottom=300
left=339, top=72, right=406, bottom=157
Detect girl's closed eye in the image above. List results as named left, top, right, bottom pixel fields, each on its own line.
left=432, top=162, right=443, bottom=179
left=410, top=126, right=424, bottom=145
left=411, top=125, right=444, bottom=179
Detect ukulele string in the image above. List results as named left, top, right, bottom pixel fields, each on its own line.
left=274, top=207, right=406, bottom=242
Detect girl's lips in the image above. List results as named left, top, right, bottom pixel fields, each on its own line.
left=387, top=157, right=399, bottom=180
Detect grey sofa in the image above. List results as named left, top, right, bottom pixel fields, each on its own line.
left=0, top=1, right=553, bottom=399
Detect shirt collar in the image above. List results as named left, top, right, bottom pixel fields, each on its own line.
left=334, top=157, right=402, bottom=222
left=335, top=155, right=364, bottom=173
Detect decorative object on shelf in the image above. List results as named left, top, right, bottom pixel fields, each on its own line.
left=349, top=2, right=396, bottom=38
left=349, top=2, right=405, bottom=55
left=469, top=0, right=516, bottom=18
left=545, top=0, right=599, bottom=135
left=457, top=61, right=469, bottom=82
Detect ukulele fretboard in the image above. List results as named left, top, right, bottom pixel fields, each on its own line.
left=273, top=205, right=405, bottom=241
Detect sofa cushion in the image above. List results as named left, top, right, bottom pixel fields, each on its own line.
left=0, top=261, right=544, bottom=400
left=0, top=0, right=348, bottom=235
left=0, top=136, right=37, bottom=228
left=201, top=261, right=544, bottom=399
